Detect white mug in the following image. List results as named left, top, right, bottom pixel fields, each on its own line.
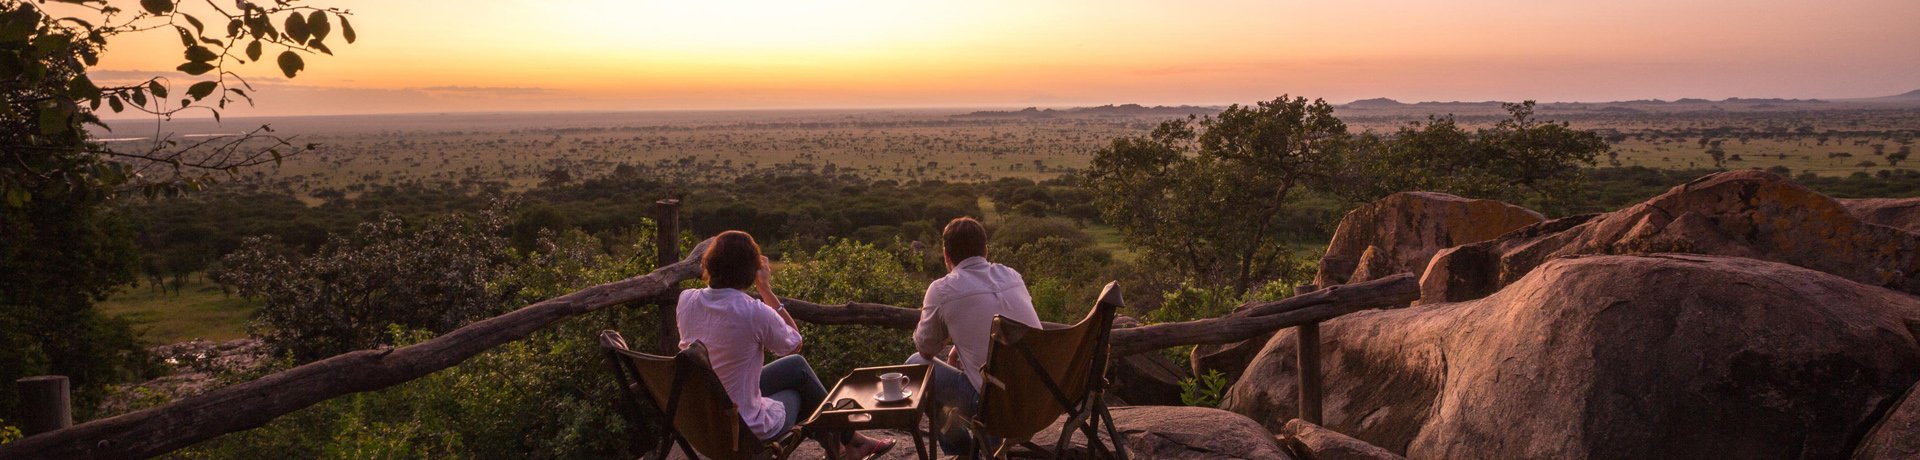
left=879, top=372, right=909, bottom=399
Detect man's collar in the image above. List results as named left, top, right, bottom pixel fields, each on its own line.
left=955, top=256, right=989, bottom=270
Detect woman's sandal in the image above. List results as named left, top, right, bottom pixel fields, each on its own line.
left=846, top=437, right=897, bottom=460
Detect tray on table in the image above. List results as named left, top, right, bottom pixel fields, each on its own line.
left=804, top=363, right=933, bottom=431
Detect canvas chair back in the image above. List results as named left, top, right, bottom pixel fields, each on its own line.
left=599, top=331, right=776, bottom=460
left=974, top=282, right=1122, bottom=440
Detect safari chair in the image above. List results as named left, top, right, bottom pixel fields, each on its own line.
left=969, top=282, right=1129, bottom=459
left=598, top=330, right=804, bottom=460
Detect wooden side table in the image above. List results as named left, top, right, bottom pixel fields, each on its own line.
left=804, top=364, right=935, bottom=460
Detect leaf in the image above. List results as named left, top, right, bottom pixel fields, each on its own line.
left=246, top=40, right=262, bottom=61
left=37, top=102, right=70, bottom=135
left=175, top=26, right=194, bottom=46
left=131, top=87, right=148, bottom=106
left=176, top=61, right=215, bottom=75
left=185, top=45, right=218, bottom=62
left=309, top=40, right=331, bottom=55
left=183, top=13, right=204, bottom=33
left=141, top=0, right=173, bottom=15
left=227, top=19, right=243, bottom=38
left=276, top=50, right=303, bottom=78
left=67, top=74, right=100, bottom=100
left=108, top=94, right=124, bottom=112
left=187, top=81, right=217, bottom=100
left=148, top=80, right=168, bottom=98
left=283, top=12, right=308, bottom=43
left=307, top=11, right=330, bottom=42
left=340, top=16, right=355, bottom=43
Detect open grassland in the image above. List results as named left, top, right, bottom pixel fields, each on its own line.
left=97, top=277, right=254, bottom=344
left=105, top=100, right=1920, bottom=208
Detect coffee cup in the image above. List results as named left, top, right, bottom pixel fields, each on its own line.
left=879, top=372, right=909, bottom=400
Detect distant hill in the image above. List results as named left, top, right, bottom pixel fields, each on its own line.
left=956, top=104, right=1219, bottom=118
left=1857, top=89, right=1920, bottom=102
left=1343, top=97, right=1407, bottom=108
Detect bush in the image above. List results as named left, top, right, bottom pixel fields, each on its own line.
left=774, top=239, right=924, bottom=382
left=180, top=224, right=678, bottom=459
left=1179, top=370, right=1229, bottom=408
left=216, top=208, right=516, bottom=362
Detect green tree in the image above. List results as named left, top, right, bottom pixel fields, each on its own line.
left=1083, top=96, right=1347, bottom=293
left=0, top=0, right=352, bottom=418
left=1338, top=101, right=1607, bottom=213
left=215, top=208, right=514, bottom=362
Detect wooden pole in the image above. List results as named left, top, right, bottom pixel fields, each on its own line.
left=1297, top=322, right=1323, bottom=424
left=652, top=199, right=682, bottom=354
left=16, top=375, right=71, bottom=436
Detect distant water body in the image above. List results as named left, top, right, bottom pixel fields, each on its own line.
left=97, top=133, right=242, bottom=142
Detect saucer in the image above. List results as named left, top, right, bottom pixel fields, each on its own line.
left=875, top=389, right=912, bottom=404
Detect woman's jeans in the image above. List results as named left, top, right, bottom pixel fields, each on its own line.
left=760, top=354, right=854, bottom=443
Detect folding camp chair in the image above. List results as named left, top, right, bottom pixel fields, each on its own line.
left=969, top=282, right=1129, bottom=459
left=599, top=330, right=804, bottom=460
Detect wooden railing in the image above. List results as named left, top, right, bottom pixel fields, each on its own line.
left=0, top=198, right=1418, bottom=459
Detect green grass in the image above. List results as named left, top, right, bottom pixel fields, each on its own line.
left=97, top=276, right=255, bottom=344
left=1083, top=223, right=1140, bottom=264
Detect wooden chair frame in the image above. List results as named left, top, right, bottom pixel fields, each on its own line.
left=599, top=330, right=803, bottom=460
left=968, top=282, right=1129, bottom=459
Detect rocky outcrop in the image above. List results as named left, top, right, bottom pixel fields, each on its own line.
left=1108, top=352, right=1188, bottom=406
left=1840, top=197, right=1920, bottom=233
left=98, top=339, right=270, bottom=416
left=1224, top=254, right=1920, bottom=459
left=1316, top=192, right=1544, bottom=288
left=1855, top=380, right=1920, bottom=460
left=1421, top=170, right=1920, bottom=304
left=1280, top=419, right=1404, bottom=460
left=1032, top=406, right=1295, bottom=459
left=1196, top=193, right=1540, bottom=381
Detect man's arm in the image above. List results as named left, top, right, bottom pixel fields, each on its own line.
left=913, top=286, right=949, bottom=361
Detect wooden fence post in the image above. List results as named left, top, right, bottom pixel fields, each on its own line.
left=652, top=199, right=682, bottom=353
left=1297, top=322, right=1322, bottom=424
left=16, top=375, right=71, bottom=436
left=1295, top=282, right=1325, bottom=425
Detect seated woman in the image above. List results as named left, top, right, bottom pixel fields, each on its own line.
left=677, top=230, right=894, bottom=459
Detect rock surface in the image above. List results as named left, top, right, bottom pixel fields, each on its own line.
left=1224, top=254, right=1920, bottom=459
left=1421, top=170, right=1920, bottom=304
left=1197, top=192, right=1540, bottom=381
left=1315, top=191, right=1544, bottom=288
left=1854, top=379, right=1920, bottom=460
left=786, top=406, right=1290, bottom=459
left=1280, top=419, right=1404, bottom=460
left=1032, top=406, right=1295, bottom=459
left=1840, top=197, right=1920, bottom=233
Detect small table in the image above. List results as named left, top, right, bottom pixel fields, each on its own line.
left=804, top=364, right=935, bottom=460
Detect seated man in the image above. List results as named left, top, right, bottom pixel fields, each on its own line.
left=907, top=216, right=1044, bottom=455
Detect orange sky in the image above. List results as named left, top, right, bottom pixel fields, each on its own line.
left=73, top=0, right=1920, bottom=116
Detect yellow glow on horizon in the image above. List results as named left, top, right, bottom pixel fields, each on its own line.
left=64, top=0, right=1920, bottom=115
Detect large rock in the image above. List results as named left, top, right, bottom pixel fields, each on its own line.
left=1421, top=170, right=1920, bottom=304
left=1280, top=419, right=1404, bottom=460
left=1196, top=192, right=1541, bottom=381
left=1840, top=197, right=1920, bottom=233
left=1855, top=380, right=1920, bottom=460
left=1224, top=254, right=1920, bottom=459
left=1032, top=406, right=1295, bottom=459
left=1316, top=192, right=1545, bottom=288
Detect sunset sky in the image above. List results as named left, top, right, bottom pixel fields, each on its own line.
left=78, top=0, right=1920, bottom=116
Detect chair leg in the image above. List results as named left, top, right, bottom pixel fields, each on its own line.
left=1097, top=403, right=1127, bottom=460
left=1053, top=408, right=1091, bottom=458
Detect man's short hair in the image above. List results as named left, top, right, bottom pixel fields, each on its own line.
left=943, top=217, right=988, bottom=262
left=702, top=230, right=762, bottom=290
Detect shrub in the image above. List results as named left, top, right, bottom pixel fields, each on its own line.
left=774, top=239, right=923, bottom=382
left=1179, top=370, right=1230, bottom=408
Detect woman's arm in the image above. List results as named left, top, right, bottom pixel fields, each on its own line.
left=756, top=256, right=803, bottom=352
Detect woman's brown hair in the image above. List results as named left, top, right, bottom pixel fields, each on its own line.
left=702, top=230, right=763, bottom=290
